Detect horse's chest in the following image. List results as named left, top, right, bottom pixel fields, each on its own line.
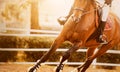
left=66, top=28, right=89, bottom=42
left=66, top=31, right=81, bottom=42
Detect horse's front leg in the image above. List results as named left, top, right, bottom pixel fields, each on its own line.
left=27, top=36, right=64, bottom=72
left=56, top=42, right=82, bottom=72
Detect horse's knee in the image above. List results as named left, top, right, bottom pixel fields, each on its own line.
left=62, top=51, right=71, bottom=60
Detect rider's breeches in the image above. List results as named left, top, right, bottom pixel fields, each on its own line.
left=101, top=4, right=110, bottom=21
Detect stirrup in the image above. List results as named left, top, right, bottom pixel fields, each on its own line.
left=99, top=35, right=108, bottom=44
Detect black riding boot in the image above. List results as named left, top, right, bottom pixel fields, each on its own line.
left=99, top=21, right=108, bottom=44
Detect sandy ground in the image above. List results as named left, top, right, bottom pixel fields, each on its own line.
left=0, top=64, right=119, bottom=72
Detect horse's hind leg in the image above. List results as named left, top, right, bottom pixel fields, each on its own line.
left=56, top=42, right=82, bottom=72
left=80, top=42, right=113, bottom=72
left=28, top=36, right=64, bottom=72
left=76, top=47, right=96, bottom=72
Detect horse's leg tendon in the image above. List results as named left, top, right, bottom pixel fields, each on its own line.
left=80, top=58, right=93, bottom=72
left=77, top=47, right=96, bottom=72
left=28, top=37, right=64, bottom=72
left=56, top=42, right=82, bottom=72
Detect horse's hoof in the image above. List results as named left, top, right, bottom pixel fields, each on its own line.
left=55, top=67, right=62, bottom=72
left=27, top=66, right=37, bottom=72
left=55, top=68, right=60, bottom=72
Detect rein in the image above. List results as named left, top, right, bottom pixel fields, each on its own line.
left=72, top=7, right=97, bottom=23
left=71, top=0, right=100, bottom=23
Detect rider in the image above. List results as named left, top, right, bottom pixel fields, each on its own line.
left=57, top=0, right=113, bottom=44
left=96, top=0, right=113, bottom=44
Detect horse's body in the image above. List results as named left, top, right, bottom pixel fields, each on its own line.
left=28, top=0, right=120, bottom=72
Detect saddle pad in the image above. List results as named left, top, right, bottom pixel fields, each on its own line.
left=105, top=16, right=113, bottom=31
left=95, top=13, right=113, bottom=31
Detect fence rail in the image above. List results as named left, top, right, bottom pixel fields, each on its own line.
left=0, top=28, right=59, bottom=37
left=0, top=28, right=120, bottom=67
left=0, top=48, right=120, bottom=54
left=0, top=48, right=120, bottom=66
left=5, top=28, right=60, bottom=34
left=0, top=33, right=58, bottom=37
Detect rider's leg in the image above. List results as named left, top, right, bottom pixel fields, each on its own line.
left=99, top=21, right=107, bottom=43
left=99, top=4, right=110, bottom=44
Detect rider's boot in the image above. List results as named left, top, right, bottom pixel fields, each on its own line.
left=99, top=21, right=108, bottom=44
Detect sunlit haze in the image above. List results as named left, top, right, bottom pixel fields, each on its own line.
left=39, top=0, right=120, bottom=30
left=39, top=0, right=74, bottom=30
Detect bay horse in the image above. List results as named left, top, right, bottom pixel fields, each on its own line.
left=28, top=0, right=120, bottom=72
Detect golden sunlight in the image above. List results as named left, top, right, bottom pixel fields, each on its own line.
left=38, top=0, right=120, bottom=30
left=112, top=0, right=120, bottom=17
left=39, top=0, right=73, bottom=30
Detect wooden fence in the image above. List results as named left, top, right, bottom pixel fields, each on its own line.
left=0, top=28, right=120, bottom=67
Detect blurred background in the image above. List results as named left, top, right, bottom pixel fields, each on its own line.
left=0, top=0, right=73, bottom=33
left=0, top=0, right=120, bottom=32
left=0, top=0, right=120, bottom=72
